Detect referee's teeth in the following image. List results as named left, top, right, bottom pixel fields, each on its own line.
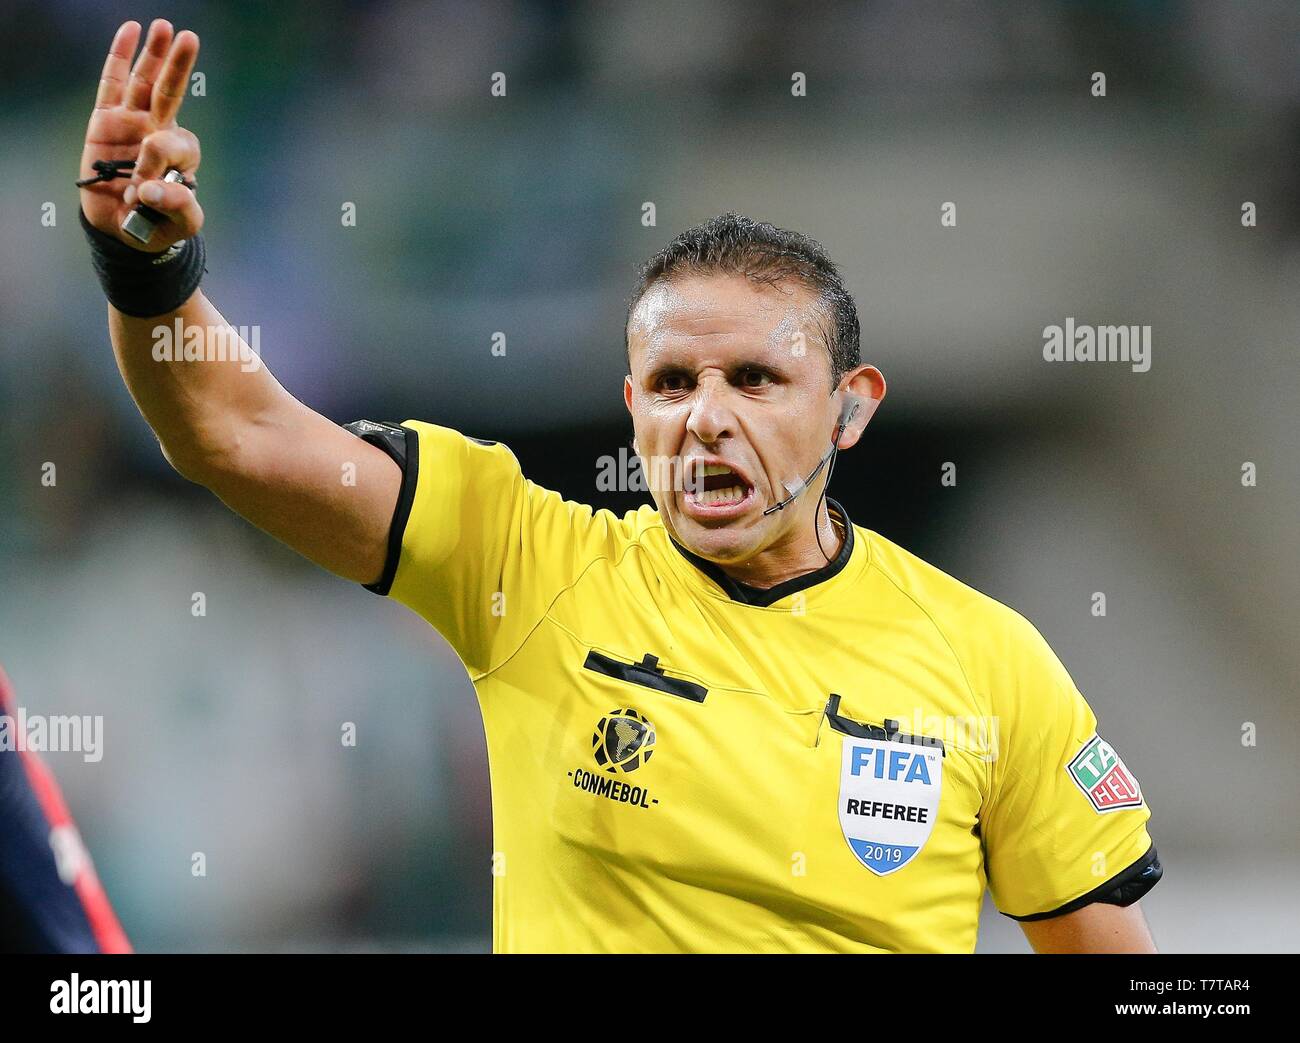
left=699, top=484, right=745, bottom=505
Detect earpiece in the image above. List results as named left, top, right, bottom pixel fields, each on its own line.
left=839, top=394, right=861, bottom=429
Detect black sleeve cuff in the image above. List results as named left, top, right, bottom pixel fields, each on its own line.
left=344, top=420, right=419, bottom=597
left=1002, top=842, right=1163, bottom=922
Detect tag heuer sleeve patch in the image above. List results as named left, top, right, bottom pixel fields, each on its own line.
left=1067, top=734, right=1144, bottom=812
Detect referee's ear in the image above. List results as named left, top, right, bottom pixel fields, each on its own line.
left=835, top=365, right=886, bottom=450
left=624, top=375, right=640, bottom=458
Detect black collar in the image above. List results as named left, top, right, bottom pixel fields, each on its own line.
left=667, top=498, right=856, bottom=607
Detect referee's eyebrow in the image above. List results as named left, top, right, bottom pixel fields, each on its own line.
left=640, top=343, right=792, bottom=380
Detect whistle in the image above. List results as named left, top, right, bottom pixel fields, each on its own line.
left=121, top=169, right=189, bottom=245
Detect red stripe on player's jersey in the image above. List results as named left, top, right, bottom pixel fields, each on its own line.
left=0, top=665, right=132, bottom=954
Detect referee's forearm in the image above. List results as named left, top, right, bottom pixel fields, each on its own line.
left=107, top=289, right=295, bottom=482
left=105, top=288, right=401, bottom=587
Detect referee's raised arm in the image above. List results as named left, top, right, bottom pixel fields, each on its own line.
left=78, top=20, right=401, bottom=586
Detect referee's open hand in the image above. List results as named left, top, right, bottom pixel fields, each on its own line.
left=79, top=20, right=203, bottom=252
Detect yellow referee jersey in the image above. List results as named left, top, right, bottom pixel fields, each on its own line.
left=348, top=419, right=1161, bottom=953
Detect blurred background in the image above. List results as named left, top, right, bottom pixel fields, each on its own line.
left=0, top=0, right=1296, bottom=952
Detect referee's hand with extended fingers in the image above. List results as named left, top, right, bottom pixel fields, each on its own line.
left=79, top=19, right=203, bottom=251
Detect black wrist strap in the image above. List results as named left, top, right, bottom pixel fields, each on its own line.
left=80, top=208, right=206, bottom=318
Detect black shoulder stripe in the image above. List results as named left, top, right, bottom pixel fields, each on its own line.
left=583, top=651, right=707, bottom=703
left=1004, top=843, right=1163, bottom=922
left=343, top=420, right=418, bottom=597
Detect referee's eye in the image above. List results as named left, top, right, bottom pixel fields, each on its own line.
left=655, top=372, right=692, bottom=394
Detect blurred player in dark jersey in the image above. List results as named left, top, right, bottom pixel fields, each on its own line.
left=0, top=664, right=130, bottom=953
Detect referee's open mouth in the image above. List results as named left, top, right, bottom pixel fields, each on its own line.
left=681, top=457, right=756, bottom=522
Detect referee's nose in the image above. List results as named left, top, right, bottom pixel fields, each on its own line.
left=684, top=376, right=738, bottom=447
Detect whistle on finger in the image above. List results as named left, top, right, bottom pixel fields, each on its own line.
left=121, top=169, right=190, bottom=245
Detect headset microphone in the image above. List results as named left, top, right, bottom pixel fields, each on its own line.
left=762, top=395, right=862, bottom=517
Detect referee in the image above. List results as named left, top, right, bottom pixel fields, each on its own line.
left=79, top=20, right=1161, bottom=954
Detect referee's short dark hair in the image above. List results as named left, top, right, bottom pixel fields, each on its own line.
left=624, top=212, right=862, bottom=388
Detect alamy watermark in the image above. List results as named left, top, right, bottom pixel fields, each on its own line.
left=0, top=707, right=103, bottom=763
left=152, top=317, right=262, bottom=373
left=596, top=449, right=715, bottom=495
left=1043, top=317, right=1151, bottom=373
left=50, top=974, right=150, bottom=1023
left=894, top=710, right=1001, bottom=762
